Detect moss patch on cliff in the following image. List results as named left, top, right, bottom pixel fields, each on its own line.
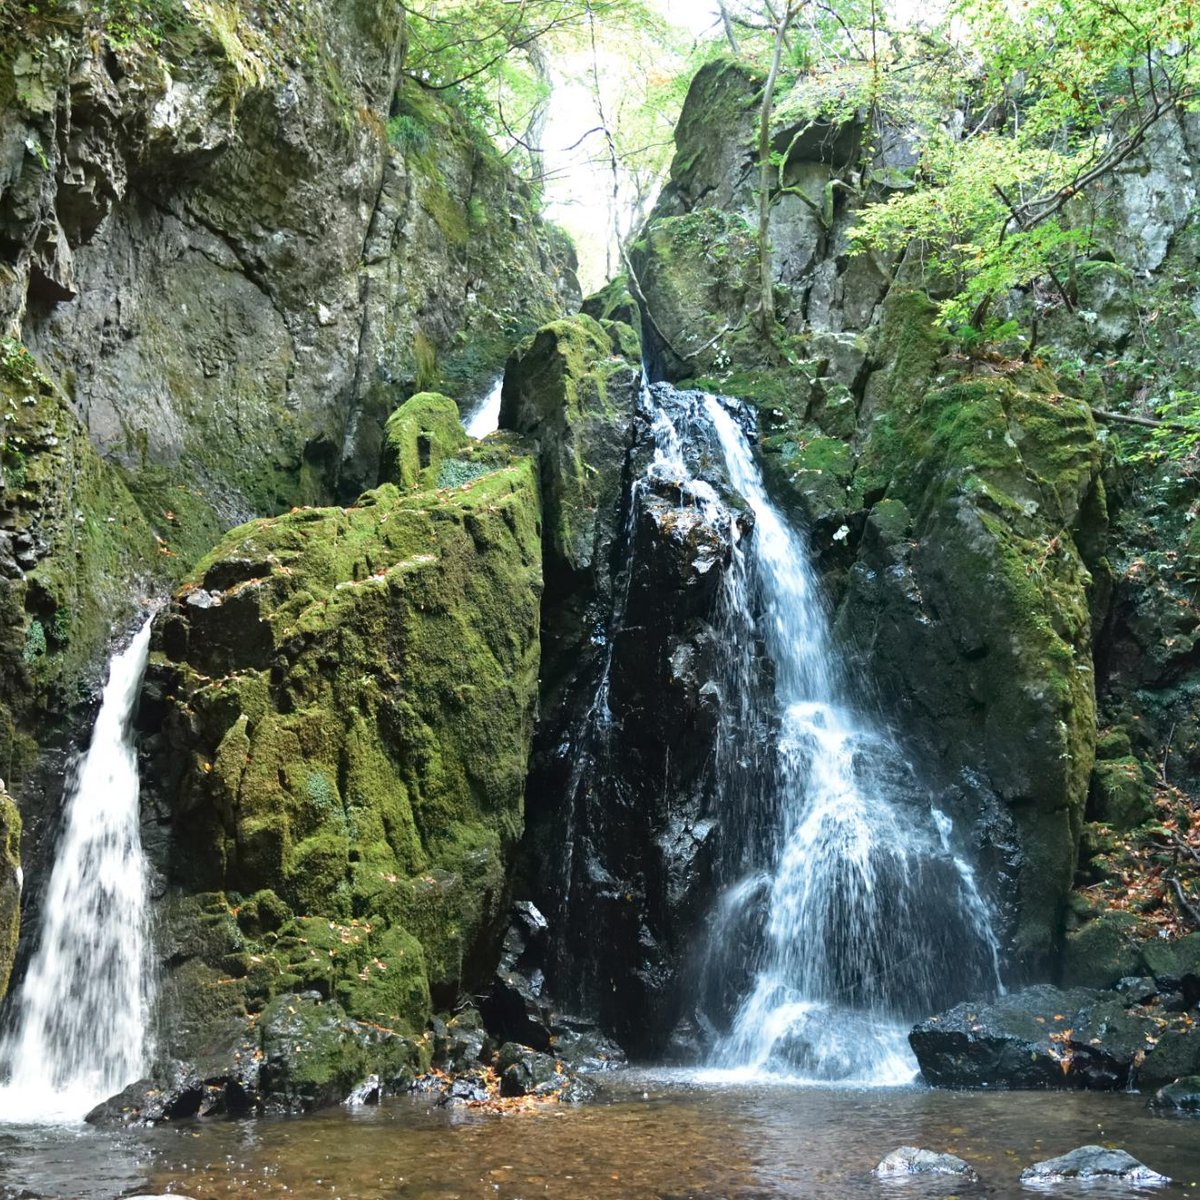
left=0, top=345, right=161, bottom=789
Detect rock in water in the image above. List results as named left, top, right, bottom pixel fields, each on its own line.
left=1151, top=1076, right=1200, bottom=1114
left=1019, top=1146, right=1171, bottom=1186
left=874, top=1147, right=979, bottom=1180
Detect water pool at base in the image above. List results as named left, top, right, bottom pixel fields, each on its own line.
left=3, top=1073, right=1198, bottom=1200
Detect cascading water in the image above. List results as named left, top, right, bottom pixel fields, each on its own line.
left=690, top=392, right=1002, bottom=1083
left=464, top=375, right=504, bottom=439
left=0, top=616, right=156, bottom=1123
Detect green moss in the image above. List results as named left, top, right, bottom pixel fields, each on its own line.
left=504, top=315, right=636, bottom=574
left=1089, top=757, right=1155, bottom=831
left=379, top=391, right=469, bottom=490
left=153, top=448, right=541, bottom=1030
left=0, top=788, right=20, bottom=999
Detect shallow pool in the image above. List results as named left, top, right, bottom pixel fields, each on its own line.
left=2, top=1072, right=1198, bottom=1199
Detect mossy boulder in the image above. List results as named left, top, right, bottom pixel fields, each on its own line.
left=836, top=293, right=1105, bottom=971
left=143, top=447, right=542, bottom=1052
left=501, top=315, right=640, bottom=581
left=379, top=392, right=469, bottom=490
left=1088, top=757, right=1156, bottom=831
left=0, top=783, right=20, bottom=998
left=656, top=57, right=762, bottom=217
left=1062, top=911, right=1142, bottom=990
left=629, top=209, right=760, bottom=379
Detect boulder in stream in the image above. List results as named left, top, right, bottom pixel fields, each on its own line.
left=910, top=983, right=1200, bottom=1090
left=1019, top=1146, right=1171, bottom=1186
left=874, top=1147, right=979, bottom=1180
left=1150, top=1076, right=1200, bottom=1114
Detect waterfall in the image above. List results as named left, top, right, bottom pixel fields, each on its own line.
left=692, top=393, right=1002, bottom=1083
left=0, top=616, right=156, bottom=1124
left=465, top=375, right=504, bottom=439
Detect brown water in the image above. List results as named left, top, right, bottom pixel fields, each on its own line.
left=2, top=1073, right=1198, bottom=1200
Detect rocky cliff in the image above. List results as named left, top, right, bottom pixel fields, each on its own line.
left=622, top=57, right=1199, bottom=988
left=0, top=0, right=577, bottom=1011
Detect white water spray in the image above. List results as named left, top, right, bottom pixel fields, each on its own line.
left=464, top=376, right=504, bottom=439
left=0, top=616, right=156, bottom=1123
left=694, top=393, right=1001, bottom=1083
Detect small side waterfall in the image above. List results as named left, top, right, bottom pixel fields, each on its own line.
left=465, top=375, right=504, bottom=439
left=695, top=393, right=1002, bottom=1083
left=0, top=616, right=156, bottom=1123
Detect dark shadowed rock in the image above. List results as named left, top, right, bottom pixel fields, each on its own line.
left=908, top=984, right=1199, bottom=1090
left=1150, top=1076, right=1200, bottom=1114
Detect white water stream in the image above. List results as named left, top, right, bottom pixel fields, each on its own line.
left=464, top=376, right=504, bottom=439
left=686, top=393, right=1002, bottom=1083
left=0, top=617, right=156, bottom=1124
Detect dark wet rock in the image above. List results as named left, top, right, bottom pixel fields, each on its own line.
left=1150, top=1076, right=1200, bottom=1113
left=498, top=1043, right=562, bottom=1097
left=432, top=1010, right=491, bottom=1074
left=874, top=1147, right=979, bottom=1180
left=911, top=984, right=1200, bottom=1091
left=910, top=986, right=1098, bottom=1089
left=484, top=958, right=556, bottom=1053
left=550, top=1014, right=627, bottom=1072
left=438, top=1072, right=493, bottom=1106
left=1019, top=1146, right=1171, bottom=1186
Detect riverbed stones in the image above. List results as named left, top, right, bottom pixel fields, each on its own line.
left=1019, top=1146, right=1171, bottom=1186
left=874, top=1147, right=979, bottom=1180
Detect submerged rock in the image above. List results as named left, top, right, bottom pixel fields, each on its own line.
left=1019, top=1146, right=1171, bottom=1186
left=874, top=1147, right=979, bottom=1180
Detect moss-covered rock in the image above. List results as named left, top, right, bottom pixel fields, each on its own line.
left=1062, top=911, right=1141, bottom=989
left=835, top=295, right=1105, bottom=971
left=143, top=447, right=542, bottom=1052
left=379, top=392, right=470, bottom=491
left=630, top=209, right=760, bottom=378
left=1088, top=757, right=1156, bottom=831
left=501, top=315, right=640, bottom=580
left=0, top=782, right=20, bottom=999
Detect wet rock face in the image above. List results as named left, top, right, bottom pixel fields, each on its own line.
left=910, top=983, right=1200, bottom=1090
left=2, top=3, right=577, bottom=551
left=516, top=365, right=754, bottom=1056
